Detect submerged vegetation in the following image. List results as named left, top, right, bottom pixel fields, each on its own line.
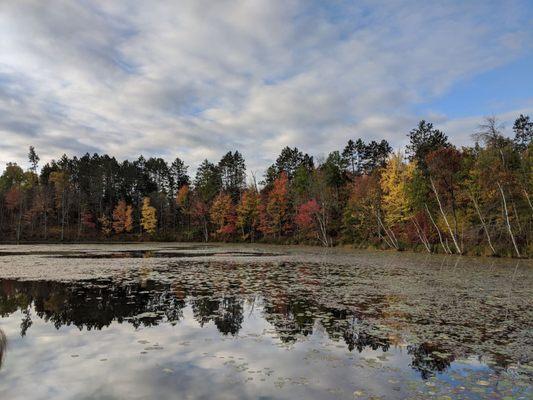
left=0, top=116, right=531, bottom=257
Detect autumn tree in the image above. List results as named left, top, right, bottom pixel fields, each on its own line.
left=426, top=147, right=463, bottom=254
left=81, top=211, right=96, bottom=230
left=112, top=200, right=134, bottom=234
left=175, top=184, right=191, bottom=233
left=99, top=215, right=112, bottom=237
left=380, top=152, right=411, bottom=227
left=260, top=173, right=290, bottom=238
left=343, top=174, right=381, bottom=245
left=210, top=192, right=236, bottom=239
left=191, top=198, right=210, bottom=242
left=176, top=185, right=190, bottom=209
left=295, top=199, right=329, bottom=246
left=5, top=186, right=22, bottom=241
left=236, top=188, right=261, bottom=241
left=141, top=197, right=157, bottom=235
left=29, top=188, right=51, bottom=239
left=0, top=116, right=530, bottom=256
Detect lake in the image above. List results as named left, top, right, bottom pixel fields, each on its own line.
left=0, top=243, right=531, bottom=399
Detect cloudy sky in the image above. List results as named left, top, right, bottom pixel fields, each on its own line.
left=1, top=0, right=532, bottom=175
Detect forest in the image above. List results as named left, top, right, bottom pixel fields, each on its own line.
left=0, top=115, right=531, bottom=257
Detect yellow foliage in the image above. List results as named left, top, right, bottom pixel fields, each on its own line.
left=141, top=197, right=157, bottom=234
left=380, top=153, right=411, bottom=226
left=98, top=215, right=112, bottom=237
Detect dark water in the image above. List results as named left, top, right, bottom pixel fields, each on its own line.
left=0, top=248, right=531, bottom=399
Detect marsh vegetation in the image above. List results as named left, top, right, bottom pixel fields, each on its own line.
left=0, top=244, right=531, bottom=399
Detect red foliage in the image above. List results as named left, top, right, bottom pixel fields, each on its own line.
left=426, top=147, right=462, bottom=195
left=348, top=174, right=380, bottom=203
left=405, top=211, right=433, bottom=244
left=191, top=199, right=208, bottom=218
left=81, top=212, right=96, bottom=229
left=5, top=186, right=21, bottom=211
left=295, top=199, right=320, bottom=230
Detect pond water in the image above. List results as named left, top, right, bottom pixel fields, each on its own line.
left=0, top=244, right=531, bottom=399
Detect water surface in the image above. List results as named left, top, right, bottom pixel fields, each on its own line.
left=0, top=244, right=531, bottom=399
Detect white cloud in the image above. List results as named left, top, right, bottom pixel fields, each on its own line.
left=0, top=0, right=531, bottom=175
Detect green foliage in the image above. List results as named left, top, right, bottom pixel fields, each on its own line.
left=1, top=115, right=531, bottom=257
left=406, top=120, right=449, bottom=172
left=194, top=159, right=222, bottom=203
left=218, top=151, right=246, bottom=200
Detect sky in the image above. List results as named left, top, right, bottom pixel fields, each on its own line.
left=0, top=0, right=532, bottom=176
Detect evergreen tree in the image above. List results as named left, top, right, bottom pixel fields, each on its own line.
left=28, top=146, right=40, bottom=173
left=513, top=114, right=533, bottom=151
left=218, top=151, right=246, bottom=200
left=406, top=120, right=449, bottom=171
left=194, top=160, right=222, bottom=203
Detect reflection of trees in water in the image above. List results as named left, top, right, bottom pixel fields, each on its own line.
left=0, top=280, right=186, bottom=331
left=0, top=277, right=453, bottom=378
left=342, top=315, right=390, bottom=353
left=190, top=295, right=244, bottom=335
left=408, top=342, right=454, bottom=379
left=262, top=297, right=315, bottom=340
left=214, top=297, right=243, bottom=335
left=261, top=295, right=391, bottom=355
left=0, top=328, right=5, bottom=370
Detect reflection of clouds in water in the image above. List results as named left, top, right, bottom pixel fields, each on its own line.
left=0, top=328, right=5, bottom=370
left=0, top=248, right=530, bottom=399
left=0, top=305, right=416, bottom=400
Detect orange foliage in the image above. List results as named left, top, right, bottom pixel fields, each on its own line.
left=236, top=189, right=261, bottom=239
left=210, top=192, right=236, bottom=237
left=112, top=200, right=133, bottom=234
left=5, top=186, right=21, bottom=211
left=176, top=185, right=190, bottom=208
left=260, top=172, right=290, bottom=237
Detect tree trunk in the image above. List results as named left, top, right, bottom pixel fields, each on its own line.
left=203, top=218, right=208, bottom=242
left=377, top=213, right=398, bottom=250
left=411, top=217, right=431, bottom=253
left=469, top=194, right=496, bottom=256
left=430, top=178, right=462, bottom=254
left=425, top=203, right=450, bottom=254
left=44, top=210, right=47, bottom=240
left=60, top=191, right=65, bottom=242
left=497, top=182, right=521, bottom=257
left=523, top=189, right=533, bottom=214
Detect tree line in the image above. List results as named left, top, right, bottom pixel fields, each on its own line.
left=0, top=115, right=531, bottom=256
